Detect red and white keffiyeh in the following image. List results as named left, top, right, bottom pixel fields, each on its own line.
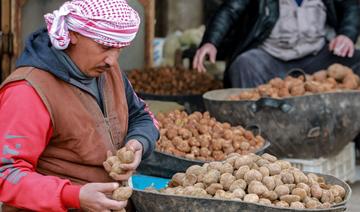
left=44, top=0, right=140, bottom=49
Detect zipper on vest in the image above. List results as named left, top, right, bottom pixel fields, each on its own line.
left=98, top=75, right=117, bottom=149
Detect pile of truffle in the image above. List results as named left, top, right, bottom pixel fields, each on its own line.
left=127, top=67, right=222, bottom=95
left=229, top=63, right=360, bottom=100
left=156, top=110, right=265, bottom=161
left=148, top=153, right=346, bottom=209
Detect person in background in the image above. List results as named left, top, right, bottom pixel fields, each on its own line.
left=193, top=0, right=360, bottom=88
left=0, top=0, right=159, bottom=211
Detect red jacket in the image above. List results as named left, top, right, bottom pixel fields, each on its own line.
left=0, top=81, right=80, bottom=211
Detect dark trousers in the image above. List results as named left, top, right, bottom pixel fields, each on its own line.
left=227, top=45, right=360, bottom=88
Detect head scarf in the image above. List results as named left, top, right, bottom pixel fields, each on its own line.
left=44, top=0, right=140, bottom=49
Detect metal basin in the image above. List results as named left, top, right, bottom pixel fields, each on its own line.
left=131, top=173, right=351, bottom=212
left=203, top=88, right=360, bottom=158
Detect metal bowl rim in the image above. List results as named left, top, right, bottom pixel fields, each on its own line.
left=203, top=88, right=360, bottom=102
left=154, top=140, right=271, bottom=163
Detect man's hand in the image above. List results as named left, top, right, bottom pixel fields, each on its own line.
left=103, top=139, right=143, bottom=181
left=79, top=182, right=127, bottom=212
left=329, top=35, right=355, bottom=58
left=192, top=43, right=217, bottom=72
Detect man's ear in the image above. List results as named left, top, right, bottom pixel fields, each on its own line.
left=68, top=31, right=79, bottom=45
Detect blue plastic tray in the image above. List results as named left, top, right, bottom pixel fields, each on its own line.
left=130, top=174, right=170, bottom=190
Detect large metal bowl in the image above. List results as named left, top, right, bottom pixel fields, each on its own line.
left=137, top=141, right=270, bottom=179
left=131, top=173, right=351, bottom=212
left=203, top=88, right=360, bottom=158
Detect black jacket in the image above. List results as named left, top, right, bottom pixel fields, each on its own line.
left=201, top=0, right=360, bottom=62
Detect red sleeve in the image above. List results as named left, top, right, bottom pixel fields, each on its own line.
left=0, top=81, right=81, bottom=211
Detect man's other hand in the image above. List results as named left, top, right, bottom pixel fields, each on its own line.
left=103, top=140, right=143, bottom=181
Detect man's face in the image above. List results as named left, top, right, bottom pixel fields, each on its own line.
left=65, top=32, right=121, bottom=78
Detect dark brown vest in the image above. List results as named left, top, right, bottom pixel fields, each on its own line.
left=1, top=67, right=129, bottom=184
